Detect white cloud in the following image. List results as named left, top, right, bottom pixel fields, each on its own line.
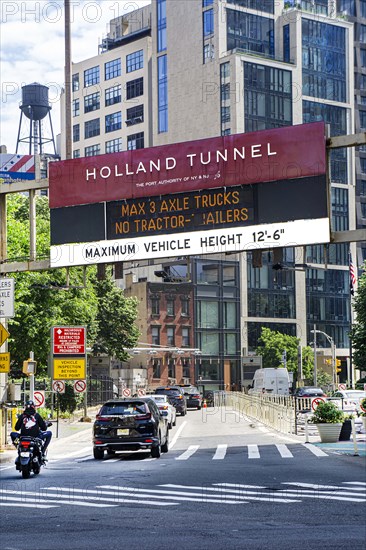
left=0, top=0, right=150, bottom=154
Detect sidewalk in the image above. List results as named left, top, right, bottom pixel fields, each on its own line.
left=0, top=407, right=99, bottom=466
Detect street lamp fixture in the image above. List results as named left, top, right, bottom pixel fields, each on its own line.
left=310, top=329, right=336, bottom=388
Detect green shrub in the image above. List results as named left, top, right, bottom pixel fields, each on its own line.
left=310, top=401, right=345, bottom=424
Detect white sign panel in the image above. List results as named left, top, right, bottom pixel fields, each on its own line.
left=0, top=278, right=15, bottom=317
left=33, top=390, right=45, bottom=408
left=50, top=218, right=330, bottom=268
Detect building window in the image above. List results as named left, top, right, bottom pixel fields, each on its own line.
left=167, top=358, right=175, bottom=379
left=127, top=132, right=144, bottom=150
left=203, top=43, right=214, bottom=62
left=72, top=99, right=80, bottom=117
left=84, top=118, right=100, bottom=139
left=158, top=55, right=168, bottom=133
left=166, top=299, right=175, bottom=316
left=182, top=327, right=190, bottom=347
left=167, top=326, right=175, bottom=346
left=105, top=111, right=122, bottom=133
left=126, top=104, right=144, bottom=126
left=151, top=296, right=160, bottom=316
left=72, top=73, right=79, bottom=92
left=105, top=58, right=121, bottom=80
left=73, top=149, right=80, bottom=158
left=244, top=62, right=292, bottom=132
left=226, top=0, right=274, bottom=13
left=203, top=0, right=213, bottom=6
left=152, top=358, right=161, bottom=378
left=126, top=50, right=144, bottom=72
left=181, top=297, right=189, bottom=316
left=84, top=66, right=100, bottom=87
left=73, top=124, right=80, bottom=142
left=105, top=138, right=122, bottom=154
left=283, top=24, right=290, bottom=63
left=151, top=326, right=160, bottom=346
left=302, top=19, right=346, bottom=102
left=197, top=301, right=219, bottom=329
left=85, top=144, right=100, bottom=156
left=157, top=0, right=167, bottom=52
left=203, top=8, right=214, bottom=36
left=227, top=9, right=274, bottom=58
left=105, top=84, right=121, bottom=107
left=126, top=77, right=144, bottom=100
left=84, top=92, right=100, bottom=113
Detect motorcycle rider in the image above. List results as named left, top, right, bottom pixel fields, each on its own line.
left=10, top=400, right=52, bottom=459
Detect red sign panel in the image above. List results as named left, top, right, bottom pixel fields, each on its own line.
left=49, top=123, right=326, bottom=209
left=53, top=326, right=85, bottom=355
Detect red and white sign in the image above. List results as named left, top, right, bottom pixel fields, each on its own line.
left=33, top=390, right=45, bottom=408
left=49, top=123, right=326, bottom=209
left=73, top=379, right=87, bottom=394
left=52, top=380, right=65, bottom=394
left=311, top=397, right=326, bottom=411
left=122, top=388, right=131, bottom=397
left=53, top=326, right=86, bottom=355
left=137, top=388, right=146, bottom=397
left=338, top=383, right=347, bottom=391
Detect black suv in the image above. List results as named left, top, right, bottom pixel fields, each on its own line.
left=154, top=387, right=187, bottom=416
left=93, top=398, right=169, bottom=459
left=178, top=385, right=203, bottom=410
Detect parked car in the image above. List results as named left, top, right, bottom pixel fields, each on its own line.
left=145, top=394, right=177, bottom=428
left=327, top=390, right=366, bottom=412
left=154, top=386, right=187, bottom=416
left=93, top=398, right=169, bottom=460
left=294, top=387, right=327, bottom=398
left=181, top=386, right=202, bottom=410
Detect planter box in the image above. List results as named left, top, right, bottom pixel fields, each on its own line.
left=316, top=423, right=342, bottom=443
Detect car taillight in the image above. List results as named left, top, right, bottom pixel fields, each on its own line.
left=177, top=395, right=183, bottom=399
left=96, top=415, right=114, bottom=422
left=20, top=441, right=31, bottom=448
left=145, top=439, right=153, bottom=443
left=193, top=394, right=200, bottom=399
left=160, top=405, right=169, bottom=410
left=136, top=413, right=151, bottom=420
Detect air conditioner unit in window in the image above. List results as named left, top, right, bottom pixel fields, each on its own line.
left=134, top=116, right=143, bottom=123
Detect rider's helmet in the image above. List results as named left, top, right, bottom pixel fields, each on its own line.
left=25, top=400, right=35, bottom=409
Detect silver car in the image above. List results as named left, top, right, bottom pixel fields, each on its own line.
left=145, top=394, right=177, bottom=429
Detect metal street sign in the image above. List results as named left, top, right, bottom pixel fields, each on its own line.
left=73, top=379, right=87, bottom=394
left=0, top=322, right=10, bottom=347
left=53, top=358, right=86, bottom=380
left=311, top=397, right=326, bottom=411
left=122, top=388, right=131, bottom=397
left=33, top=390, right=45, bottom=408
left=52, top=380, right=66, bottom=394
left=52, top=326, right=86, bottom=355
left=0, top=278, right=15, bottom=318
left=0, top=352, right=10, bottom=373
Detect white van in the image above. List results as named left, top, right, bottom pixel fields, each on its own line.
left=248, top=368, right=290, bottom=395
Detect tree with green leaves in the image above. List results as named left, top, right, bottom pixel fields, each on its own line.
left=350, top=262, right=366, bottom=373
left=6, top=193, right=140, bottom=377
left=255, top=327, right=314, bottom=381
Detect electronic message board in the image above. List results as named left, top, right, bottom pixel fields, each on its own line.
left=49, top=123, right=329, bottom=268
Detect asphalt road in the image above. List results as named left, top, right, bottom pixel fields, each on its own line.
left=1, top=406, right=365, bottom=550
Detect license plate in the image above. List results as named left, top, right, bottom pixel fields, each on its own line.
left=117, top=429, right=129, bottom=435
left=20, top=452, right=30, bottom=457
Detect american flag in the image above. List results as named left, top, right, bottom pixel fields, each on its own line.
left=349, top=252, right=356, bottom=296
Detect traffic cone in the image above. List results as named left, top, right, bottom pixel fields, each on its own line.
left=203, top=399, right=207, bottom=408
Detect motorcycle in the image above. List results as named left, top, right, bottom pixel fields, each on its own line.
left=15, top=422, right=52, bottom=479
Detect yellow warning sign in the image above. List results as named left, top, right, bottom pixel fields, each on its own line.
left=53, top=358, right=86, bottom=380
left=0, top=352, right=10, bottom=373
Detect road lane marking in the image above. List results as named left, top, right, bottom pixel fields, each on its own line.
left=161, top=484, right=299, bottom=503
left=276, top=444, right=293, bottom=458
left=302, top=443, right=328, bottom=457
left=169, top=420, right=187, bottom=449
left=247, top=444, right=260, bottom=459
left=176, top=445, right=199, bottom=460
left=213, top=444, right=227, bottom=460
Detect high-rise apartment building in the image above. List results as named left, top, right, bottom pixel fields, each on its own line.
left=60, top=1, right=359, bottom=389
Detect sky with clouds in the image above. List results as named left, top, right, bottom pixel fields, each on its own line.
left=0, top=0, right=150, bottom=154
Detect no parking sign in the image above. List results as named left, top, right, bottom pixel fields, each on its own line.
left=311, top=397, right=326, bottom=411
left=33, top=390, right=45, bottom=408
left=122, top=388, right=131, bottom=397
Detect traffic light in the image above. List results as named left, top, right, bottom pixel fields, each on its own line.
left=336, top=359, right=342, bottom=373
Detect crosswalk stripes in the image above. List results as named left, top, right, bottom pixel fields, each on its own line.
left=0, top=481, right=365, bottom=509
left=212, top=444, right=227, bottom=460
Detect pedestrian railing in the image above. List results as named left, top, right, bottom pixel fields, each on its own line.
left=223, top=392, right=314, bottom=435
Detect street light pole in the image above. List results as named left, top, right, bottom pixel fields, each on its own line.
left=313, top=324, right=317, bottom=386
left=311, top=328, right=336, bottom=390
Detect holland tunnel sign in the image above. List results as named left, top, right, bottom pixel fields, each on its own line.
left=49, top=123, right=329, bottom=268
